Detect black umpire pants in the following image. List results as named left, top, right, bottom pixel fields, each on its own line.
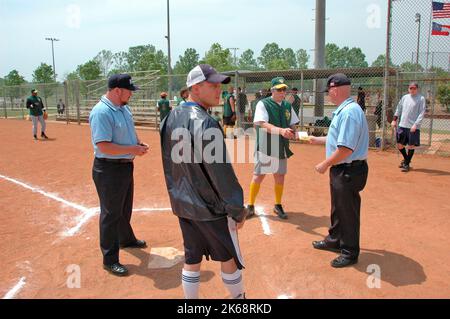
left=92, top=158, right=137, bottom=265
left=325, top=161, right=368, bottom=260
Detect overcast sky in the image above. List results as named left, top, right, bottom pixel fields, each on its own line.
left=0, top=0, right=390, bottom=81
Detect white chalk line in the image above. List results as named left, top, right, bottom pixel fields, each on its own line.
left=0, top=174, right=172, bottom=237
left=255, top=206, right=272, bottom=236
left=2, top=277, right=26, bottom=299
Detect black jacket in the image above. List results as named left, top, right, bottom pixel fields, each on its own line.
left=160, top=102, right=246, bottom=222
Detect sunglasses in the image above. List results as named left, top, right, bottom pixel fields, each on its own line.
left=409, top=87, right=417, bottom=90
left=275, top=88, right=287, bottom=92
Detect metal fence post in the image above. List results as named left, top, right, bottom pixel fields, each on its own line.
left=428, top=76, right=436, bottom=146
left=381, top=0, right=393, bottom=150
left=75, top=80, right=81, bottom=125
left=64, top=81, right=69, bottom=124
left=2, top=87, right=7, bottom=119
left=300, top=71, right=304, bottom=129
left=234, top=71, right=240, bottom=130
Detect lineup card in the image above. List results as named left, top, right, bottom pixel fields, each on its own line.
left=297, top=131, right=311, bottom=141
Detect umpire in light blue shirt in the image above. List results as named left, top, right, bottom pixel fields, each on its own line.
left=89, top=74, right=149, bottom=277
left=309, top=73, right=369, bottom=268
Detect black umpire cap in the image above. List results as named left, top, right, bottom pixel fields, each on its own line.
left=108, top=74, right=139, bottom=91
left=323, top=73, right=351, bottom=92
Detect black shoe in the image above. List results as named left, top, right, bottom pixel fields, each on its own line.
left=103, top=263, right=129, bottom=276
left=120, top=239, right=147, bottom=249
left=41, top=132, right=48, bottom=139
left=312, top=240, right=341, bottom=253
left=401, top=164, right=410, bottom=172
left=246, top=205, right=255, bottom=219
left=399, top=160, right=405, bottom=168
left=273, top=204, right=288, bottom=219
left=33, top=135, right=38, bottom=140
left=331, top=255, right=358, bottom=268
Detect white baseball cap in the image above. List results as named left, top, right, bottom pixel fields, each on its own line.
left=186, top=64, right=231, bottom=88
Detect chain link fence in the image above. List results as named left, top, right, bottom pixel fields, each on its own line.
left=388, top=0, right=450, bottom=155
left=224, top=67, right=396, bottom=149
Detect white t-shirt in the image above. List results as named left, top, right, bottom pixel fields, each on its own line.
left=253, top=99, right=300, bottom=126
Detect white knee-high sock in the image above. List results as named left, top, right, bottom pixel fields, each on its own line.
left=222, top=269, right=245, bottom=299
left=182, top=269, right=200, bottom=299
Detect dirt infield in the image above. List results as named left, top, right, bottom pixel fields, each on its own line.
left=1, top=118, right=449, bottom=299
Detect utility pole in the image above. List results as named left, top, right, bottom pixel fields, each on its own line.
left=314, top=0, right=326, bottom=117
left=165, top=0, right=173, bottom=99
left=45, top=37, right=60, bottom=81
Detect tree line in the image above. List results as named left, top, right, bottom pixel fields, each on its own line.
left=2, top=42, right=387, bottom=86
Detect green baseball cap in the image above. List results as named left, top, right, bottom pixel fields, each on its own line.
left=271, top=77, right=288, bottom=90
left=31, top=89, right=38, bottom=94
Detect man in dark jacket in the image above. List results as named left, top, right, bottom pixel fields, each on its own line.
left=160, top=64, right=247, bottom=299
left=26, top=89, right=49, bottom=140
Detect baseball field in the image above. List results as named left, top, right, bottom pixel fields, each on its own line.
left=1, top=118, right=449, bottom=299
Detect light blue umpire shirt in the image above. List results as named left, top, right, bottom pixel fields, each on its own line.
left=326, top=98, right=369, bottom=164
left=89, top=96, right=138, bottom=159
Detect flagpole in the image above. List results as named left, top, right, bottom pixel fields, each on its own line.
left=426, top=0, right=433, bottom=71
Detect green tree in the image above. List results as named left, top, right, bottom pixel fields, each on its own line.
left=4, top=70, right=26, bottom=108
left=110, top=51, right=129, bottom=74
left=284, top=48, right=297, bottom=69
left=94, top=50, right=113, bottom=77
left=201, top=43, right=233, bottom=71
left=429, top=66, right=449, bottom=79
left=32, top=63, right=55, bottom=83
left=4, top=70, right=26, bottom=86
left=76, top=60, right=102, bottom=81
left=437, top=84, right=450, bottom=112
left=325, top=43, right=368, bottom=68
left=296, top=49, right=309, bottom=69
left=64, top=71, right=80, bottom=81
left=346, top=47, right=368, bottom=68
left=238, top=49, right=259, bottom=70
left=258, top=43, right=285, bottom=69
left=400, top=61, right=424, bottom=72
left=127, top=45, right=152, bottom=72
left=32, top=63, right=56, bottom=103
left=174, top=48, right=200, bottom=74
left=135, top=48, right=168, bottom=72
left=267, top=59, right=290, bottom=70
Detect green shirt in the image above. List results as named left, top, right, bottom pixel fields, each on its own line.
left=256, top=97, right=294, bottom=159
left=26, top=95, right=45, bottom=116
left=223, top=94, right=235, bottom=117
left=158, top=99, right=171, bottom=121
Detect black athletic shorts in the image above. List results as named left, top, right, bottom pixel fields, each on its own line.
left=397, top=126, right=420, bottom=146
left=178, top=217, right=244, bottom=269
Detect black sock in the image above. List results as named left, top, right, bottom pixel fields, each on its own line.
left=407, top=149, right=415, bottom=165
left=399, top=148, right=408, bottom=162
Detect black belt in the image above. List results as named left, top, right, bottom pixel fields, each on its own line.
left=96, top=157, right=134, bottom=163
left=334, top=160, right=367, bottom=168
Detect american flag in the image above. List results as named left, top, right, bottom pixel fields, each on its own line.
left=432, top=22, right=450, bottom=36
left=432, top=1, right=450, bottom=19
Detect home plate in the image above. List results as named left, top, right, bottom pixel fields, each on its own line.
left=147, top=247, right=184, bottom=269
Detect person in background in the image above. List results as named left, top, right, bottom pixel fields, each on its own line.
left=26, top=89, right=49, bottom=140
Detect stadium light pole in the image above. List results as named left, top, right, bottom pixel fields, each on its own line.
left=415, top=13, right=421, bottom=73
left=165, top=0, right=173, bottom=99
left=228, top=48, right=239, bottom=67
left=45, top=37, right=60, bottom=82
